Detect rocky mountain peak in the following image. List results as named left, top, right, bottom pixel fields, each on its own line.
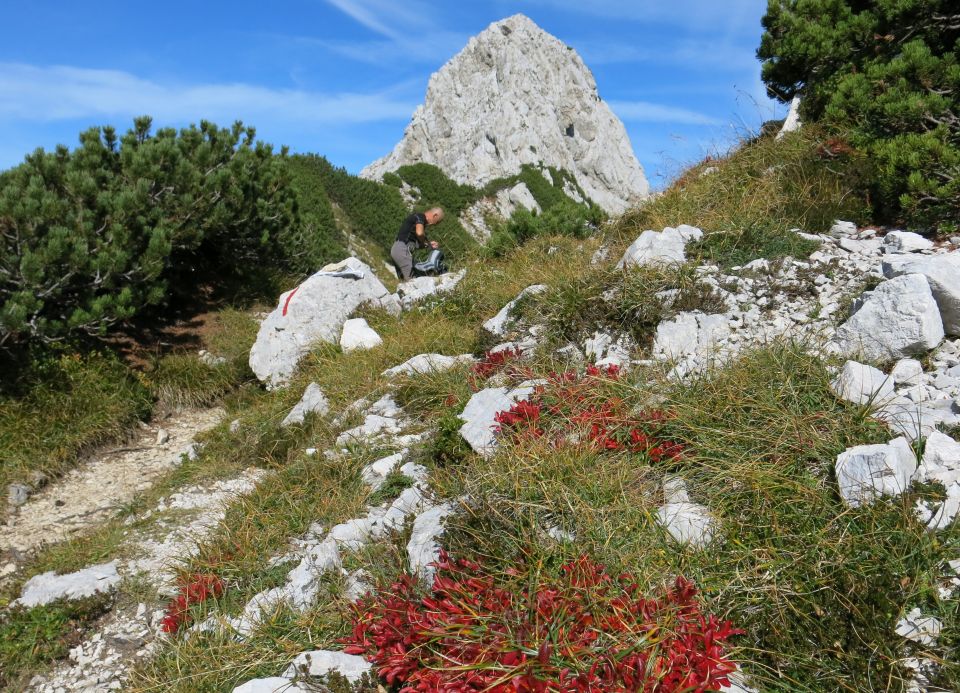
left=361, top=14, right=649, bottom=215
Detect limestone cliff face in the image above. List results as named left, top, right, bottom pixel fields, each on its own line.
left=361, top=14, right=649, bottom=215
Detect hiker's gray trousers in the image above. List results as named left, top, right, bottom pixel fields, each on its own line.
left=391, top=240, right=417, bottom=280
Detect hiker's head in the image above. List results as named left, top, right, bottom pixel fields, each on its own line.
left=425, top=207, right=444, bottom=225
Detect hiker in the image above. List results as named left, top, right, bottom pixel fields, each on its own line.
left=391, top=207, right=443, bottom=280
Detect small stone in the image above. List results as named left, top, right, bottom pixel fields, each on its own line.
left=155, top=429, right=170, bottom=445
left=895, top=607, right=942, bottom=645
left=339, top=318, right=382, bottom=352
left=281, top=383, right=330, bottom=427
left=830, top=360, right=895, bottom=406
left=883, top=230, right=934, bottom=253
left=8, top=482, right=30, bottom=507
left=229, top=419, right=241, bottom=433
left=835, top=438, right=916, bottom=507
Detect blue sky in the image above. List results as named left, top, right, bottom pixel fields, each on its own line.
left=0, top=1, right=782, bottom=188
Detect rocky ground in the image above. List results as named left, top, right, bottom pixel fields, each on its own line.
left=5, top=222, right=960, bottom=692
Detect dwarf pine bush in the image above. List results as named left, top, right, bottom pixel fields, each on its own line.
left=0, top=117, right=299, bottom=348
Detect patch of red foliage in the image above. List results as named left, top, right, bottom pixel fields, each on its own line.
left=471, top=347, right=525, bottom=386
left=494, top=365, right=684, bottom=462
left=345, top=552, right=743, bottom=691
left=159, top=573, right=225, bottom=633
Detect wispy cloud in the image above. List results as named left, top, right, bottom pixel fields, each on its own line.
left=608, top=100, right=722, bottom=126
left=0, top=63, right=417, bottom=125
left=323, top=0, right=434, bottom=40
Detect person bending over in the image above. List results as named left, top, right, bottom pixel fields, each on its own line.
left=391, top=207, right=443, bottom=280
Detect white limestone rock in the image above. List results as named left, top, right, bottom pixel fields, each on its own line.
left=382, top=353, right=475, bottom=378
left=496, top=182, right=541, bottom=216
left=360, top=14, right=649, bottom=215
left=653, top=311, right=730, bottom=360
left=583, top=331, right=632, bottom=368
left=483, top=284, right=547, bottom=336
left=339, top=318, right=382, bottom=352
left=917, top=431, right=960, bottom=485
left=829, top=220, right=857, bottom=238
left=249, top=258, right=399, bottom=388
left=775, top=96, right=802, bottom=140
left=233, top=678, right=308, bottom=693
left=830, top=360, right=895, bottom=405
left=882, top=252, right=960, bottom=334
left=836, top=274, right=944, bottom=362
left=282, top=650, right=372, bottom=682
left=835, top=438, right=917, bottom=507
left=361, top=452, right=405, bottom=492
left=883, top=230, right=934, bottom=253
left=876, top=396, right=959, bottom=442
left=655, top=478, right=715, bottom=548
left=895, top=608, right=942, bottom=646
left=16, top=561, right=121, bottom=607
left=397, top=269, right=467, bottom=309
left=408, top=502, right=455, bottom=582
left=281, top=383, right=330, bottom=427
left=891, top=358, right=924, bottom=385
left=459, top=381, right=541, bottom=457
left=617, top=225, right=703, bottom=269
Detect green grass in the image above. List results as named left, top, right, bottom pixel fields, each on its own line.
left=0, top=308, right=258, bottom=495
left=0, top=350, right=153, bottom=494
left=614, top=125, right=872, bottom=269
left=0, top=594, right=114, bottom=690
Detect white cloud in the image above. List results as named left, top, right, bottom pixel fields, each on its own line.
left=323, top=0, right=435, bottom=40
left=608, top=100, right=722, bottom=126
left=0, top=63, right=417, bottom=125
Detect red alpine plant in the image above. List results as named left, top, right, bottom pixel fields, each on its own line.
left=345, top=552, right=743, bottom=692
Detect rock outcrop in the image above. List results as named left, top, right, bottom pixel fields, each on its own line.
left=361, top=14, right=649, bottom=215
left=249, top=259, right=399, bottom=388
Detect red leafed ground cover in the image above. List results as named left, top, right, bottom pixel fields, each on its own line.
left=471, top=347, right=525, bottom=385
left=494, top=365, right=684, bottom=462
left=159, top=573, right=225, bottom=633
left=345, top=552, right=742, bottom=692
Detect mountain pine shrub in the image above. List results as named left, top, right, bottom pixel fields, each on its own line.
left=759, top=0, right=960, bottom=230
left=0, top=117, right=298, bottom=347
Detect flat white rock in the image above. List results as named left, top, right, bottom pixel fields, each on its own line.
left=282, top=650, right=372, bottom=682
left=459, top=381, right=541, bottom=457
left=233, top=678, right=308, bottom=693
left=653, top=311, right=730, bottom=360
left=397, top=269, right=467, bottom=309
left=408, top=502, right=455, bottom=581
left=281, top=383, right=330, bottom=427
left=483, top=284, right=547, bottom=336
left=339, top=318, right=382, bottom=352
left=382, top=353, right=474, bottom=377
left=836, top=274, right=944, bottom=362
left=835, top=438, right=917, bottom=507
left=883, top=230, right=934, bottom=253
left=16, top=561, right=121, bottom=607
left=895, top=608, right=942, bottom=645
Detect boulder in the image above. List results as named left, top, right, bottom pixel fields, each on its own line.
left=883, top=230, right=934, bottom=253
left=339, top=318, right=382, bottom=352
left=829, top=220, right=857, bottom=238
left=360, top=14, right=649, bottom=215
left=617, top=225, right=703, bottom=269
left=483, top=284, right=547, bottom=336
left=835, top=438, right=916, bottom=507
left=830, top=360, right=895, bottom=405
left=16, top=561, right=121, bottom=607
left=282, top=650, right=372, bottom=682
left=382, top=353, right=475, bottom=378
left=836, top=274, right=944, bottom=362
left=653, top=311, right=730, bottom=360
left=249, top=258, right=399, bottom=388
left=458, top=381, right=542, bottom=457
left=882, top=252, right=960, bottom=334
left=281, top=383, right=329, bottom=427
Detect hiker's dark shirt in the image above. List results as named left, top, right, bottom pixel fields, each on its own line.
left=396, top=212, right=427, bottom=245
